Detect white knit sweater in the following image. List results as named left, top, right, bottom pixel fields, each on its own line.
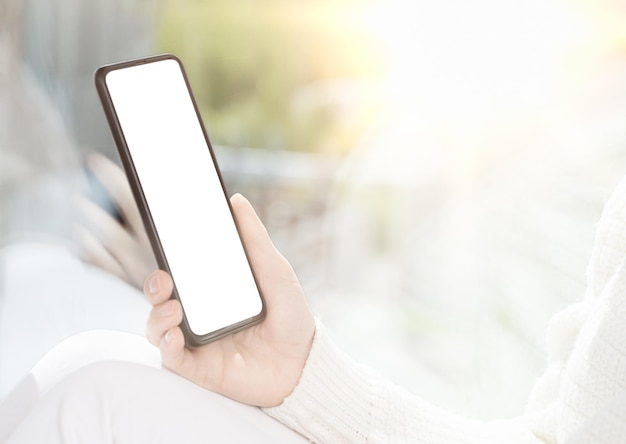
left=265, top=177, right=626, bottom=443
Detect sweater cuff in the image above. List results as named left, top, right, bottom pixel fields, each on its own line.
left=263, top=318, right=387, bottom=442
left=263, top=319, right=541, bottom=444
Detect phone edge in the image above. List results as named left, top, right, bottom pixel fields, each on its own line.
left=93, top=54, right=267, bottom=348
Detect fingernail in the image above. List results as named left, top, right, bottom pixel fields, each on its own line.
left=164, top=330, right=174, bottom=344
left=148, top=273, right=160, bottom=294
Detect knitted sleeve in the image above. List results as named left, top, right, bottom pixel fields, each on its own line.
left=264, top=177, right=626, bottom=443
left=524, top=176, right=626, bottom=443
left=262, top=170, right=626, bottom=443
left=264, top=319, right=540, bottom=444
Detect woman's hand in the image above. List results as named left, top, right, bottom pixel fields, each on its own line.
left=144, top=193, right=316, bottom=408
left=76, top=153, right=156, bottom=289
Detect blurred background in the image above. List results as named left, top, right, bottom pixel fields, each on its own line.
left=2, top=0, right=626, bottom=420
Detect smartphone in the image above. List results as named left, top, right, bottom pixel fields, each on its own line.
left=94, top=54, right=265, bottom=347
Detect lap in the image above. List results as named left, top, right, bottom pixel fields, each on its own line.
left=1, top=331, right=305, bottom=443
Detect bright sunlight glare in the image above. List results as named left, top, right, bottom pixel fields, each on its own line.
left=337, top=0, right=603, bottom=188
left=358, top=0, right=591, bottom=112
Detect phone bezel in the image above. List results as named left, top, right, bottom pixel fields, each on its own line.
left=94, top=53, right=266, bottom=347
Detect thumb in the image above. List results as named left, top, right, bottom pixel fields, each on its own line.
left=230, top=193, right=273, bottom=252
left=229, top=193, right=299, bottom=305
left=230, top=193, right=289, bottom=273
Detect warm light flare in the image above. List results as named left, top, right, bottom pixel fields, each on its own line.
left=340, top=0, right=606, bottom=187
left=358, top=0, right=592, bottom=108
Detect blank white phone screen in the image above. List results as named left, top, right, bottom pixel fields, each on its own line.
left=105, top=59, right=262, bottom=336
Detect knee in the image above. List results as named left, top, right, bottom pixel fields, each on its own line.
left=51, top=361, right=149, bottom=422
left=52, top=361, right=121, bottom=413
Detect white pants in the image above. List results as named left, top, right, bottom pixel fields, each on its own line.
left=0, top=331, right=305, bottom=443
left=0, top=242, right=151, bottom=398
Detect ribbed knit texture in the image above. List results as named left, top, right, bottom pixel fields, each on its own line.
left=265, top=176, right=626, bottom=443
left=265, top=319, right=539, bottom=443
left=526, top=176, right=626, bottom=444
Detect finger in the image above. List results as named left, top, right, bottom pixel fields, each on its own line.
left=75, top=223, right=127, bottom=281
left=230, top=193, right=281, bottom=259
left=230, top=193, right=297, bottom=295
left=87, top=152, right=144, bottom=232
left=159, top=326, right=195, bottom=376
left=143, top=270, right=174, bottom=306
left=146, top=298, right=183, bottom=346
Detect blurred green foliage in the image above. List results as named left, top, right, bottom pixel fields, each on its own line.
left=157, top=0, right=386, bottom=153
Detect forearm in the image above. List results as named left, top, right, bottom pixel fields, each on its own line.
left=264, top=319, right=540, bottom=444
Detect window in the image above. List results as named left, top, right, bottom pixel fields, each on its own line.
left=2, top=0, right=626, bottom=418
